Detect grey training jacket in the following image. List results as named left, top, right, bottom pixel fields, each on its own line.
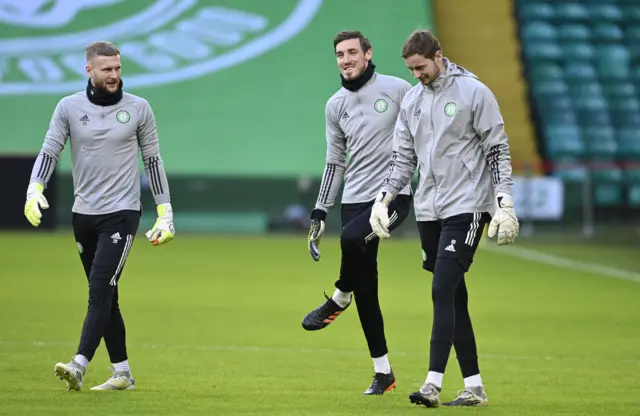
left=381, top=59, right=513, bottom=221
left=315, top=72, right=413, bottom=214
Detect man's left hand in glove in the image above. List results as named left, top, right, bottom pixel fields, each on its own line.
left=145, top=202, right=175, bottom=246
left=488, top=192, right=519, bottom=245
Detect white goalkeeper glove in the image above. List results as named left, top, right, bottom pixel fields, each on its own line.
left=145, top=202, right=175, bottom=246
left=308, top=209, right=326, bottom=261
left=488, top=192, right=519, bottom=245
left=369, top=192, right=393, bottom=239
left=24, top=182, right=49, bottom=227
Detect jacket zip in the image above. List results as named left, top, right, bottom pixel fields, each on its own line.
left=428, top=87, right=438, bottom=217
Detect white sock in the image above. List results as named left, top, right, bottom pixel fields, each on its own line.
left=113, top=360, right=130, bottom=373
left=426, top=371, right=444, bottom=388
left=331, top=289, right=352, bottom=308
left=464, top=374, right=483, bottom=388
left=73, top=354, right=89, bottom=368
left=372, top=354, right=391, bottom=374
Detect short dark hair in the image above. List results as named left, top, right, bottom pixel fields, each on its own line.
left=402, top=30, right=441, bottom=60
left=86, top=41, right=120, bottom=62
left=333, top=30, right=372, bottom=53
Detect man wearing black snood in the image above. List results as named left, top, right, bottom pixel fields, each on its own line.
left=25, top=40, right=175, bottom=392
left=302, top=30, right=414, bottom=395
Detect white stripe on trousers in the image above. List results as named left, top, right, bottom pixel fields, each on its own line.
left=465, top=213, right=481, bottom=246
left=365, top=211, right=399, bottom=243
left=109, top=234, right=133, bottom=286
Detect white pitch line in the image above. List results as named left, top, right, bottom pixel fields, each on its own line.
left=484, top=245, right=640, bottom=283
left=1, top=340, right=638, bottom=365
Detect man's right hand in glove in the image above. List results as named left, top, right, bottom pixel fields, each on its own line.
left=308, top=209, right=326, bottom=261
left=24, top=182, right=49, bottom=227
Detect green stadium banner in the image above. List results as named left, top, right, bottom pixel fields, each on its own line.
left=0, top=0, right=432, bottom=177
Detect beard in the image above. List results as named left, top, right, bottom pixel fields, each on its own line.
left=341, top=61, right=367, bottom=80
left=94, top=78, right=120, bottom=93
left=421, top=68, right=441, bottom=85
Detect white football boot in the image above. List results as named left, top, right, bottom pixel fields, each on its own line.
left=54, top=359, right=86, bottom=392
left=409, top=381, right=441, bottom=407
left=442, top=386, right=489, bottom=406
left=91, top=367, right=135, bottom=391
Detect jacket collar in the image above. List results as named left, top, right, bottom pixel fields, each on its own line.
left=423, top=58, right=480, bottom=93
left=423, top=58, right=451, bottom=93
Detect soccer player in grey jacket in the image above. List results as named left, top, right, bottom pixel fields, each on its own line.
left=23, top=41, right=174, bottom=392
left=370, top=30, right=519, bottom=407
left=301, top=30, right=413, bottom=395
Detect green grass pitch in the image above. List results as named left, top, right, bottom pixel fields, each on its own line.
left=0, top=232, right=639, bottom=415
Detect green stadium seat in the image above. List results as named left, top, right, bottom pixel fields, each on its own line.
left=574, top=95, right=608, bottom=112
left=539, top=107, right=577, bottom=125
left=599, top=44, right=630, bottom=65
left=603, top=82, right=636, bottom=99
left=591, top=167, right=624, bottom=207
left=597, top=45, right=630, bottom=81
left=522, top=21, right=558, bottom=40
left=597, top=62, right=630, bottom=81
left=584, top=125, right=614, bottom=142
left=544, top=124, right=585, bottom=159
left=519, top=2, right=555, bottom=20
left=561, top=42, right=595, bottom=60
left=532, top=80, right=568, bottom=95
left=624, top=168, right=640, bottom=207
left=557, top=24, right=591, bottom=40
left=577, top=109, right=611, bottom=128
left=575, top=98, right=608, bottom=129
left=609, top=97, right=640, bottom=113
left=582, top=126, right=617, bottom=160
left=613, top=112, right=640, bottom=128
left=552, top=159, right=588, bottom=182
left=610, top=99, right=640, bottom=128
left=593, top=184, right=623, bottom=206
left=569, top=81, right=604, bottom=112
left=563, top=62, right=597, bottom=81
left=626, top=26, right=640, bottom=42
left=587, top=4, right=623, bottom=22
left=593, top=23, right=624, bottom=42
left=539, top=95, right=573, bottom=113
left=555, top=3, right=590, bottom=21
left=616, top=128, right=640, bottom=160
left=621, top=5, right=640, bottom=22
left=569, top=81, right=602, bottom=101
left=631, top=66, right=640, bottom=84
left=628, top=44, right=640, bottom=62
left=592, top=168, right=623, bottom=184
left=627, top=185, right=640, bottom=207
left=534, top=88, right=576, bottom=124
left=623, top=167, right=640, bottom=183
left=524, top=41, right=563, bottom=60
left=528, top=63, right=563, bottom=82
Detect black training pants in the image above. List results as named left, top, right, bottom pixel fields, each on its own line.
left=336, top=194, right=412, bottom=359
left=418, top=212, right=490, bottom=378
left=72, top=210, right=140, bottom=363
